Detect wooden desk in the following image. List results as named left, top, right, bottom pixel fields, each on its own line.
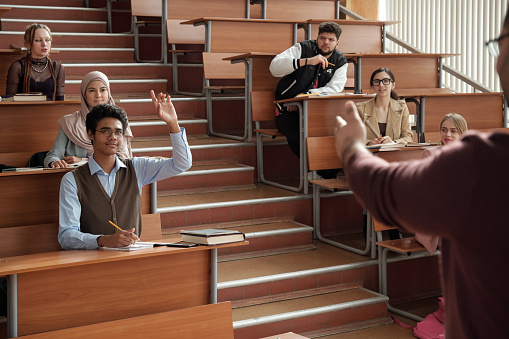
left=224, top=52, right=278, bottom=142
left=0, top=170, right=152, bottom=243
left=396, top=91, right=505, bottom=142
left=0, top=49, right=22, bottom=97
left=344, top=53, right=456, bottom=94
left=276, top=93, right=375, bottom=193
left=0, top=101, right=81, bottom=167
left=1, top=242, right=246, bottom=337
left=131, top=0, right=248, bottom=62
left=182, top=18, right=304, bottom=53
left=263, top=0, right=337, bottom=21
left=305, top=19, right=399, bottom=54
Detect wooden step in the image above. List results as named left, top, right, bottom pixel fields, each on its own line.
left=231, top=285, right=389, bottom=339
left=129, top=116, right=207, bottom=136
left=0, top=5, right=108, bottom=21
left=217, top=241, right=377, bottom=302
left=63, top=63, right=172, bottom=77
left=1, top=0, right=84, bottom=7
left=65, top=75, right=167, bottom=95
left=156, top=159, right=255, bottom=191
left=155, top=182, right=312, bottom=231
left=0, top=33, right=134, bottom=49
left=0, top=18, right=107, bottom=33
left=131, top=134, right=255, bottom=160
left=52, top=47, right=135, bottom=62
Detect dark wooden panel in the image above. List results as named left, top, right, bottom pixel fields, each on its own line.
left=359, top=56, right=439, bottom=90
left=0, top=101, right=81, bottom=166
left=265, top=0, right=336, bottom=21
left=17, top=250, right=211, bottom=335
left=424, top=93, right=504, bottom=133
left=307, top=96, right=374, bottom=137
left=22, top=302, right=234, bottom=339
left=210, top=21, right=295, bottom=54
left=309, top=23, right=383, bottom=54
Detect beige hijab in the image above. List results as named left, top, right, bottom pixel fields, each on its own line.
left=58, top=71, right=133, bottom=158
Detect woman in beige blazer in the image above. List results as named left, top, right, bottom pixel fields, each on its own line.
left=356, top=68, right=413, bottom=145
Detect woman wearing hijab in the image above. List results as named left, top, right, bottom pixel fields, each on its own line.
left=44, top=71, right=133, bottom=168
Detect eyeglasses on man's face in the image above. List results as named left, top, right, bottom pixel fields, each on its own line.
left=486, top=31, right=509, bottom=58
left=371, top=78, right=393, bottom=86
left=95, top=129, right=124, bottom=138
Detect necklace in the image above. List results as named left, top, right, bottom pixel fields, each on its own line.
left=31, top=59, right=48, bottom=73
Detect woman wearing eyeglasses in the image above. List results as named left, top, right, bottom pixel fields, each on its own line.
left=356, top=67, right=413, bottom=146
left=44, top=71, right=133, bottom=168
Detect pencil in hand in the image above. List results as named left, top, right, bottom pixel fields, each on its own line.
left=109, top=220, right=137, bottom=243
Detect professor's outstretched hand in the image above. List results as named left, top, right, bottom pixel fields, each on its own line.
left=334, top=101, right=369, bottom=165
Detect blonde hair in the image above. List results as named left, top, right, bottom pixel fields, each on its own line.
left=438, top=113, right=468, bottom=145
left=23, top=23, right=57, bottom=100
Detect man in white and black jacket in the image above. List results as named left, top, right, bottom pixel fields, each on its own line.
left=270, top=21, right=348, bottom=159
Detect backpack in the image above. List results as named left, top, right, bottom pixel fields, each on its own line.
left=27, top=151, right=49, bottom=167
left=394, top=297, right=445, bottom=339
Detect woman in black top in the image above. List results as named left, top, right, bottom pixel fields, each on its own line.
left=6, top=23, right=65, bottom=100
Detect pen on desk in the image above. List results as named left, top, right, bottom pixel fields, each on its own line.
left=109, top=220, right=137, bottom=243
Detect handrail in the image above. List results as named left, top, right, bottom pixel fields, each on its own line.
left=338, top=4, right=493, bottom=93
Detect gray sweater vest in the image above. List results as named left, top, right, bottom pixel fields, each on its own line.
left=72, top=159, right=142, bottom=237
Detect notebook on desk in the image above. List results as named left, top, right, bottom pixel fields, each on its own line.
left=101, top=242, right=154, bottom=251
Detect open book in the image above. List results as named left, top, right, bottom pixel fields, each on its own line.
left=366, top=142, right=406, bottom=149
left=101, top=242, right=154, bottom=251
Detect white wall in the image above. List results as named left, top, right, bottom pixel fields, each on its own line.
left=382, top=0, right=506, bottom=93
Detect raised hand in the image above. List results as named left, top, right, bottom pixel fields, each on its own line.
left=150, top=90, right=180, bottom=133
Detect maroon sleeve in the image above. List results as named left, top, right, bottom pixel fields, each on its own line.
left=345, top=138, right=478, bottom=237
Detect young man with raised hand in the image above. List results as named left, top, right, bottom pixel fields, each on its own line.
left=58, top=90, right=192, bottom=250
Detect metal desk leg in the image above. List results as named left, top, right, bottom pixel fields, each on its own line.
left=210, top=249, right=217, bottom=304
left=7, top=274, right=17, bottom=338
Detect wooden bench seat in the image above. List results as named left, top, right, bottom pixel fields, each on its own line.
left=372, top=218, right=435, bottom=322
left=166, top=19, right=205, bottom=95
left=21, top=301, right=234, bottom=338
left=250, top=90, right=303, bottom=192
left=306, top=136, right=373, bottom=257
left=131, top=0, right=248, bottom=62
left=203, top=52, right=246, bottom=141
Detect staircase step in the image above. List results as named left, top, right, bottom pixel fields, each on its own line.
left=131, top=134, right=255, bottom=160
left=156, top=159, right=254, bottom=191
left=1, top=18, right=107, bottom=33
left=65, top=75, right=167, bottom=95
left=0, top=32, right=134, bottom=49
left=217, top=241, right=376, bottom=301
left=53, top=47, right=135, bottom=62
left=63, top=63, right=172, bottom=77
left=231, top=285, right=389, bottom=339
left=130, top=116, right=207, bottom=136
left=0, top=5, right=108, bottom=21
left=0, top=0, right=85, bottom=7
left=162, top=217, right=314, bottom=257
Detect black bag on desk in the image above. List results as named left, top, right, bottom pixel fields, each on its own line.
left=27, top=151, right=49, bottom=167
